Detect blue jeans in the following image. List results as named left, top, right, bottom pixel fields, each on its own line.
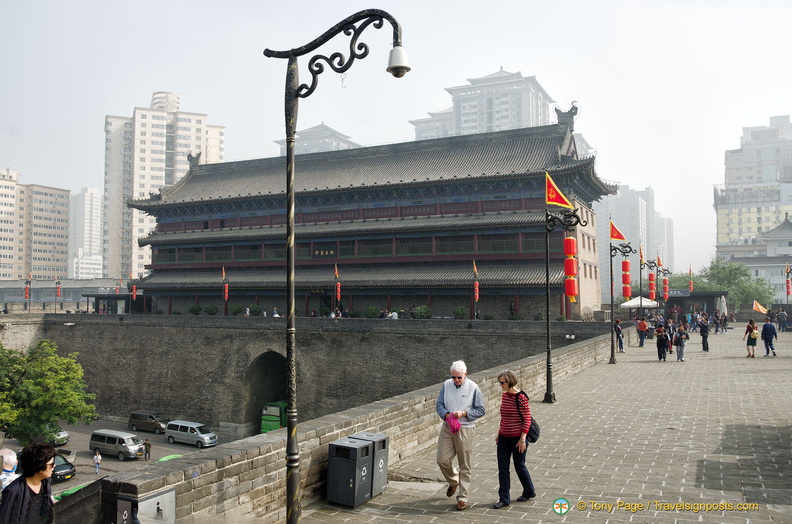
left=764, top=338, right=776, bottom=355
left=496, top=435, right=535, bottom=504
left=638, top=331, right=646, bottom=347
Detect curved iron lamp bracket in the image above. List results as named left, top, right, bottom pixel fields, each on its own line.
left=546, top=208, right=587, bottom=233
left=610, top=242, right=636, bottom=258
left=264, top=9, right=403, bottom=99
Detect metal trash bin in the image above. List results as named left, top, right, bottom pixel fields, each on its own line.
left=646, top=326, right=655, bottom=339
left=260, top=401, right=287, bottom=434
left=350, top=431, right=389, bottom=497
left=327, top=437, right=373, bottom=507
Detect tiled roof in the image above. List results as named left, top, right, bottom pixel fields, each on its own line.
left=139, top=210, right=547, bottom=246
left=131, top=124, right=598, bottom=209
left=137, top=265, right=564, bottom=291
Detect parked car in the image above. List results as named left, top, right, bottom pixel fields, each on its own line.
left=165, top=421, right=218, bottom=448
left=128, top=411, right=170, bottom=434
left=15, top=452, right=75, bottom=483
left=30, top=426, right=70, bottom=446
left=51, top=453, right=77, bottom=482
left=89, top=429, right=145, bottom=460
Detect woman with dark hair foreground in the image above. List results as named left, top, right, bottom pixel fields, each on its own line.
left=0, top=442, right=56, bottom=523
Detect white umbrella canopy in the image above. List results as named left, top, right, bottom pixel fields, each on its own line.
left=620, top=296, right=659, bottom=309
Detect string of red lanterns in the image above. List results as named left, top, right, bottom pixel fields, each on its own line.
left=564, top=236, right=578, bottom=303
left=648, top=272, right=656, bottom=301
left=621, top=260, right=631, bottom=298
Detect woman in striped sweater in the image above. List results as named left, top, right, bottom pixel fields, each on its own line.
left=492, top=370, right=536, bottom=509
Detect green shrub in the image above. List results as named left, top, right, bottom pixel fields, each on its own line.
left=349, top=310, right=361, bottom=318
left=453, top=306, right=469, bottom=319
left=188, top=305, right=202, bottom=315
left=203, top=304, right=218, bottom=316
left=229, top=304, right=244, bottom=316
left=415, top=305, right=432, bottom=319
left=249, top=304, right=262, bottom=316
left=483, top=314, right=494, bottom=320
left=363, top=306, right=380, bottom=318
left=533, top=313, right=544, bottom=321
left=555, top=315, right=566, bottom=321
left=172, top=311, right=182, bottom=315
left=509, top=314, right=524, bottom=321
left=319, top=307, right=331, bottom=318
left=155, top=310, right=164, bottom=315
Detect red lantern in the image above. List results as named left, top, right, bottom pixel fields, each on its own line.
left=223, top=283, right=229, bottom=301
left=474, top=281, right=479, bottom=302
left=563, top=236, right=578, bottom=303
left=663, top=278, right=669, bottom=300
left=689, top=280, right=694, bottom=292
left=24, top=286, right=29, bottom=300
left=621, top=260, right=631, bottom=298
left=623, top=285, right=632, bottom=298
left=115, top=286, right=119, bottom=294
left=56, top=285, right=61, bottom=298
left=132, top=285, right=137, bottom=300
left=336, top=281, right=341, bottom=301
left=565, top=278, right=579, bottom=297
left=787, top=279, right=791, bottom=296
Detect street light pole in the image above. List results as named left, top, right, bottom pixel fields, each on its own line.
left=609, top=242, right=635, bottom=364
left=544, top=207, right=586, bottom=403
left=264, top=11, right=409, bottom=523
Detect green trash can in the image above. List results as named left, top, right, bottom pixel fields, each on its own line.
left=261, top=401, right=287, bottom=433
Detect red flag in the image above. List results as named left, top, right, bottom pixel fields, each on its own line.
left=334, top=263, right=339, bottom=280
left=639, top=244, right=644, bottom=265
left=657, top=255, right=663, bottom=267
left=753, top=301, right=767, bottom=314
left=222, top=266, right=226, bottom=280
left=609, top=221, right=627, bottom=241
left=545, top=172, right=573, bottom=209
left=473, top=260, right=478, bottom=277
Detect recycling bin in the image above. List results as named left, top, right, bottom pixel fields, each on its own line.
left=327, top=437, right=373, bottom=507
left=260, top=401, right=287, bottom=434
left=350, top=431, right=389, bottom=496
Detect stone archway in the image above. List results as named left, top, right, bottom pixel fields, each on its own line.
left=245, top=351, right=288, bottom=433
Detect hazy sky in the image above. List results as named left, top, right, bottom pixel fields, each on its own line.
left=1, top=0, right=789, bottom=271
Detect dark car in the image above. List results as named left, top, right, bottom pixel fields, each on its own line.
left=51, top=453, right=76, bottom=483
left=15, top=452, right=76, bottom=483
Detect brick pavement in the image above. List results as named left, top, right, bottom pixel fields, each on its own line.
left=302, top=329, right=792, bottom=523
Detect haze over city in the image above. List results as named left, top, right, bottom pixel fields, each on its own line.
left=1, top=0, right=790, bottom=272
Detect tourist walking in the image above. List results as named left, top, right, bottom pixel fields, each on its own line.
left=436, top=360, right=486, bottom=511
left=655, top=326, right=670, bottom=361
left=761, top=317, right=778, bottom=357
left=699, top=314, right=710, bottom=352
left=492, top=370, right=536, bottom=509
left=637, top=317, right=648, bottom=348
left=673, top=323, right=689, bottom=361
left=743, top=319, right=758, bottom=358
left=93, top=449, right=102, bottom=474
left=144, top=439, right=152, bottom=461
left=778, top=309, right=788, bottom=332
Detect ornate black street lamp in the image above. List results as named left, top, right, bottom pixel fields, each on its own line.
left=544, top=207, right=586, bottom=403
left=264, top=10, right=409, bottom=523
left=609, top=242, right=635, bottom=364
left=638, top=254, right=657, bottom=316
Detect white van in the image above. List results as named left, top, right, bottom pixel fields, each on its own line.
left=165, top=420, right=218, bottom=448
left=89, top=429, right=145, bottom=460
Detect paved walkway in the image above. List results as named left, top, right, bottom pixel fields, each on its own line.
left=302, top=330, right=792, bottom=523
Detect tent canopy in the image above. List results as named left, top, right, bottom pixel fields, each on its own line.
left=619, top=296, right=659, bottom=309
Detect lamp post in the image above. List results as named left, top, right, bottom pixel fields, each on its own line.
left=609, top=242, right=635, bottom=364
left=544, top=208, right=586, bottom=403
left=786, top=264, right=791, bottom=306
left=54, top=278, right=61, bottom=313
left=639, top=256, right=657, bottom=318
left=24, top=276, right=31, bottom=313
left=264, top=11, right=409, bottom=523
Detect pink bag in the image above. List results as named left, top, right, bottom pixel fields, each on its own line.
left=447, top=415, right=461, bottom=434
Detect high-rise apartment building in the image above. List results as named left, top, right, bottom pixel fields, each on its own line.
left=593, top=185, right=674, bottom=303
left=0, top=168, right=70, bottom=280
left=103, top=91, right=225, bottom=279
left=715, top=115, right=792, bottom=302
left=409, top=68, right=555, bottom=140
left=68, top=187, right=103, bottom=279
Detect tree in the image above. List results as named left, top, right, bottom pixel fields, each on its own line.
left=700, top=257, right=773, bottom=312
left=0, top=340, right=96, bottom=444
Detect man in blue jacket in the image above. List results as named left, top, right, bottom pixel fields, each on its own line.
left=761, top=316, right=778, bottom=357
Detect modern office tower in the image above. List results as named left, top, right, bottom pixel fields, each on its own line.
left=593, top=185, right=674, bottom=303
left=715, top=115, right=792, bottom=302
left=410, top=68, right=555, bottom=140
left=0, top=169, right=70, bottom=280
left=103, top=91, right=225, bottom=279
left=68, top=187, right=103, bottom=279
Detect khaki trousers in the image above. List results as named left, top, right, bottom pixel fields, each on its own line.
left=436, top=423, right=475, bottom=501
